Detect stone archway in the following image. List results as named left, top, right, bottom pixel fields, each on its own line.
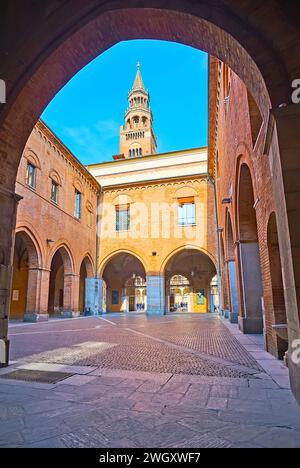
left=0, top=1, right=299, bottom=400
left=164, top=248, right=217, bottom=314
left=10, top=231, right=41, bottom=321
left=48, top=246, right=74, bottom=318
left=237, top=164, right=263, bottom=334
left=102, top=252, right=147, bottom=313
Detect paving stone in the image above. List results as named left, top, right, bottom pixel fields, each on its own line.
left=214, top=423, right=268, bottom=444
left=252, top=427, right=300, bottom=448
left=0, top=431, right=24, bottom=447
left=178, top=415, right=228, bottom=434
left=61, top=427, right=110, bottom=448
left=130, top=422, right=197, bottom=448
left=1, top=315, right=298, bottom=448
left=99, top=417, right=148, bottom=439
left=22, top=399, right=74, bottom=415
left=227, top=398, right=272, bottom=414
left=21, top=422, right=71, bottom=444
left=206, top=397, right=228, bottom=410
left=169, top=432, right=233, bottom=448
left=210, top=385, right=239, bottom=399
left=57, top=375, right=98, bottom=386
left=25, top=436, right=67, bottom=448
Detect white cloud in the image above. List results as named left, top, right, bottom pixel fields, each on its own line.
left=58, top=119, right=120, bottom=164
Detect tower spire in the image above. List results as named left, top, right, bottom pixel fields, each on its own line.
left=132, top=62, right=145, bottom=91
left=119, top=64, right=157, bottom=159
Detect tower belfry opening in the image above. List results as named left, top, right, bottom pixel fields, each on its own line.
left=118, top=63, right=157, bottom=160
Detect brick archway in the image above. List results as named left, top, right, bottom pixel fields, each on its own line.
left=102, top=251, right=147, bottom=313
left=163, top=248, right=217, bottom=314
left=0, top=1, right=300, bottom=401
left=11, top=231, right=41, bottom=321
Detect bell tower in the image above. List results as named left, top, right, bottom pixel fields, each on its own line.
left=120, top=63, right=157, bottom=158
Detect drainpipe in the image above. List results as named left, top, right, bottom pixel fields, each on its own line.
left=95, top=189, right=103, bottom=279
left=209, top=175, right=223, bottom=314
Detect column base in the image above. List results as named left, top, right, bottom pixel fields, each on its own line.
left=84, top=310, right=102, bottom=317
left=229, top=311, right=239, bottom=324
left=58, top=311, right=80, bottom=319
left=24, top=313, right=49, bottom=323
left=147, top=309, right=166, bottom=316
left=288, top=357, right=300, bottom=405
left=223, top=309, right=229, bottom=319
left=238, top=316, right=263, bottom=334
left=0, top=339, right=9, bottom=368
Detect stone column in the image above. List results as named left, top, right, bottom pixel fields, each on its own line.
left=62, top=273, right=77, bottom=318
left=24, top=268, right=48, bottom=322
left=228, top=260, right=239, bottom=324
left=0, top=189, right=21, bottom=367
left=238, top=241, right=264, bottom=334
left=269, top=104, right=300, bottom=404
left=85, top=277, right=103, bottom=316
left=38, top=269, right=51, bottom=318
left=71, top=273, right=80, bottom=317
left=146, top=274, right=166, bottom=316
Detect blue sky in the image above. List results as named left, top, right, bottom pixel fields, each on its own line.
left=42, top=40, right=208, bottom=165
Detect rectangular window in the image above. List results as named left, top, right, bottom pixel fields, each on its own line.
left=75, top=189, right=81, bottom=220
left=116, top=204, right=130, bottom=231
left=51, top=180, right=59, bottom=204
left=178, top=197, right=196, bottom=226
left=26, top=163, right=36, bottom=189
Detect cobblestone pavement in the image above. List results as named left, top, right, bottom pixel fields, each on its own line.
left=0, top=314, right=299, bottom=448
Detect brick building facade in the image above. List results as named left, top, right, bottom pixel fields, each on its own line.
left=11, top=120, right=99, bottom=321
left=209, top=57, right=288, bottom=360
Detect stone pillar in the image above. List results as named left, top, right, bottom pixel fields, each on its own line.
left=85, top=277, right=103, bottom=316
left=71, top=273, right=80, bottom=317
left=269, top=104, right=300, bottom=404
left=0, top=189, right=21, bottom=367
left=38, top=269, right=51, bottom=318
left=24, top=268, right=50, bottom=322
left=228, top=261, right=239, bottom=324
left=62, top=273, right=77, bottom=318
left=238, top=241, right=264, bottom=334
left=146, top=274, right=166, bottom=316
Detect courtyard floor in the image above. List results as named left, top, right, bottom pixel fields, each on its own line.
left=1, top=313, right=300, bottom=448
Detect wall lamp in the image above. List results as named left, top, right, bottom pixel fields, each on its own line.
left=47, top=239, right=55, bottom=244
left=222, top=197, right=232, bottom=205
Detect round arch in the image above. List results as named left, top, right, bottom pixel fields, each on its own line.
left=163, top=247, right=217, bottom=314
left=11, top=229, right=41, bottom=320
left=47, top=242, right=75, bottom=274
left=79, top=254, right=94, bottom=277
left=2, top=3, right=293, bottom=190
left=101, top=251, right=147, bottom=313
left=99, top=249, right=148, bottom=277
left=15, top=225, right=44, bottom=268
left=160, top=245, right=217, bottom=275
